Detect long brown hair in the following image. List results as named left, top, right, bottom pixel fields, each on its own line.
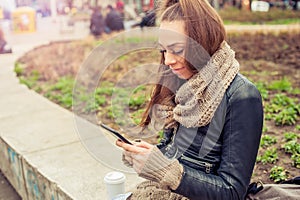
left=160, top=0, right=226, bottom=56
left=140, top=0, right=226, bottom=128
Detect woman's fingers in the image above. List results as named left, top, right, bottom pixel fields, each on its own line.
left=116, top=139, right=154, bottom=173
left=116, top=139, right=125, bottom=147
left=135, top=141, right=154, bottom=149
left=116, top=139, right=152, bottom=153
left=116, top=141, right=141, bottom=153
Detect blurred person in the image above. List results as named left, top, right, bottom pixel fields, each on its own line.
left=283, top=0, right=290, bottom=9
left=292, top=0, right=300, bottom=10
left=90, top=6, right=105, bottom=37
left=116, top=0, right=263, bottom=199
left=116, top=0, right=125, bottom=18
left=0, top=28, right=12, bottom=54
left=131, top=7, right=156, bottom=29
left=105, top=5, right=124, bottom=32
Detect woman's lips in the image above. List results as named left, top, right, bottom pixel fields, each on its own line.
left=171, top=67, right=184, bottom=74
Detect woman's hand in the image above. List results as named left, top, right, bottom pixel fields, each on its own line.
left=116, top=139, right=183, bottom=190
left=116, top=140, right=154, bottom=173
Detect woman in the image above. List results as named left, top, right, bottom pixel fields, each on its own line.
left=116, top=0, right=263, bottom=199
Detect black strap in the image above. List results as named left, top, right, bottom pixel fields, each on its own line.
left=247, top=176, right=300, bottom=195
left=281, top=176, right=300, bottom=185
left=247, top=181, right=264, bottom=195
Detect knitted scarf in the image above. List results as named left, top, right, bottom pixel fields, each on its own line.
left=154, top=41, right=239, bottom=129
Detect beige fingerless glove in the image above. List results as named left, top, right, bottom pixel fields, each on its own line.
left=138, top=147, right=184, bottom=190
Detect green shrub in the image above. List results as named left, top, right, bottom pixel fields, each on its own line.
left=14, top=62, right=24, bottom=76
left=275, top=107, right=298, bottom=126
left=255, top=82, right=269, bottom=100
left=257, top=148, right=278, bottom=164
left=284, top=132, right=298, bottom=142
left=18, top=70, right=40, bottom=89
left=130, top=109, right=145, bottom=125
left=291, top=88, right=300, bottom=95
left=260, top=135, right=277, bottom=148
left=129, top=95, right=146, bottom=108
left=262, top=124, right=268, bottom=133
left=291, top=154, right=300, bottom=168
left=268, top=77, right=292, bottom=92
left=265, top=94, right=299, bottom=126
left=45, top=76, right=74, bottom=109
left=84, top=94, right=106, bottom=112
left=95, top=86, right=114, bottom=96
left=269, top=166, right=289, bottom=183
left=283, top=140, right=300, bottom=154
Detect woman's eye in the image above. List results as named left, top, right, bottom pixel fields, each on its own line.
left=159, top=48, right=184, bottom=55
left=172, top=49, right=184, bottom=55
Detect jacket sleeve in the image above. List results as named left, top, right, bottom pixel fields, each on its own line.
left=174, top=81, right=264, bottom=200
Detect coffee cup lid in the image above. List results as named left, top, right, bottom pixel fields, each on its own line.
left=104, top=171, right=126, bottom=184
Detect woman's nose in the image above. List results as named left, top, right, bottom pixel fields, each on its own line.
left=164, top=52, right=176, bottom=66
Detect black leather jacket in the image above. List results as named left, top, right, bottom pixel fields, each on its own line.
left=157, top=73, right=263, bottom=200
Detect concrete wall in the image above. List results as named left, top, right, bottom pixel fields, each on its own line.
left=0, top=138, right=28, bottom=200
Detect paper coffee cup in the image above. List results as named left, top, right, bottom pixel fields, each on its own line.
left=104, top=171, right=126, bottom=200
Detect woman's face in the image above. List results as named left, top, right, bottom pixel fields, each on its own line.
left=159, top=20, right=194, bottom=80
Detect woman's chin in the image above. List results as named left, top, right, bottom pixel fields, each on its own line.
left=172, top=71, right=191, bottom=80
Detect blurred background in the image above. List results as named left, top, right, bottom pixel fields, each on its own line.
left=0, top=0, right=299, bottom=34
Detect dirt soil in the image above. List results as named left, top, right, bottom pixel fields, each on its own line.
left=17, top=30, right=300, bottom=184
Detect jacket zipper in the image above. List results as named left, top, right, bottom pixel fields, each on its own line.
left=181, top=154, right=213, bottom=173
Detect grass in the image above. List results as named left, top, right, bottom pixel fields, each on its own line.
left=219, top=7, right=300, bottom=25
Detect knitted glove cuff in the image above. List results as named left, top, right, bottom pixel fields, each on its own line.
left=139, top=147, right=183, bottom=190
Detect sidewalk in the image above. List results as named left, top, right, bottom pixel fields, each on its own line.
left=0, top=17, right=143, bottom=200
